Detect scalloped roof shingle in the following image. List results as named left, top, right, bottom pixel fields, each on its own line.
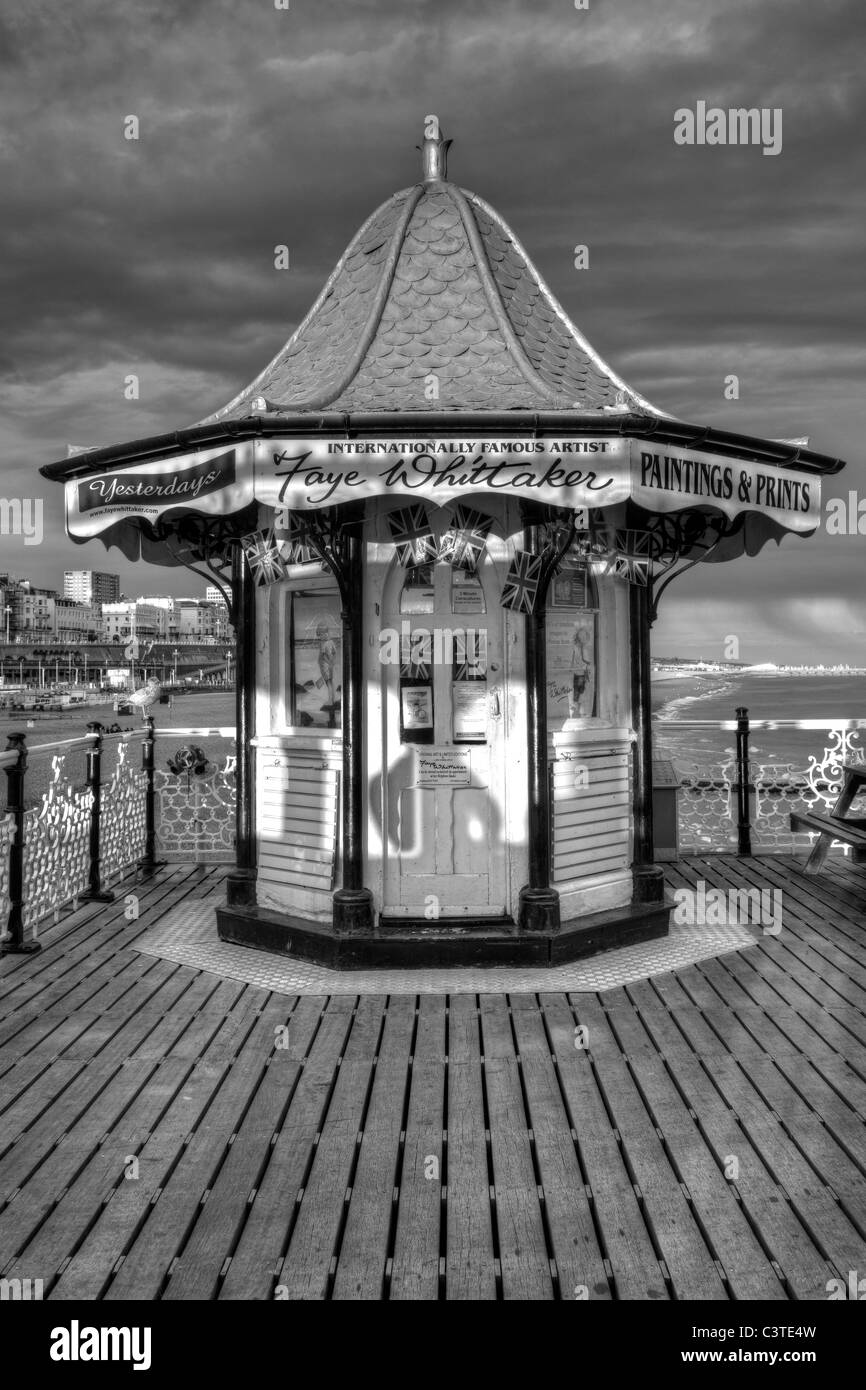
left=199, top=173, right=664, bottom=421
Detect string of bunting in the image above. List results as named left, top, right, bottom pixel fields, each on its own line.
left=240, top=509, right=656, bottom=596
left=242, top=511, right=330, bottom=585
left=246, top=504, right=500, bottom=584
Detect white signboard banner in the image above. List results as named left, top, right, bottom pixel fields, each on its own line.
left=630, top=441, right=819, bottom=532
left=66, top=442, right=255, bottom=537
left=64, top=434, right=821, bottom=537
left=255, top=437, right=629, bottom=510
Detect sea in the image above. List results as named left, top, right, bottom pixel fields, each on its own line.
left=0, top=691, right=236, bottom=809
left=2, top=675, right=863, bottom=809
left=652, top=672, right=866, bottom=780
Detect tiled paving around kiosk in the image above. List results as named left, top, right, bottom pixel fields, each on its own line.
left=134, top=897, right=756, bottom=994
left=1, top=856, right=865, bottom=1300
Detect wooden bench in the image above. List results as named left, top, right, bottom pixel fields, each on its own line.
left=791, top=760, right=866, bottom=872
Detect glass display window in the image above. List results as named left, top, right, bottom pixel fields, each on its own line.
left=545, top=562, right=599, bottom=722
left=287, top=588, right=342, bottom=729
left=399, top=562, right=436, bottom=614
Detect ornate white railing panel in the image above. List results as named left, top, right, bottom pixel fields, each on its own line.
left=753, top=729, right=866, bottom=851
left=101, top=741, right=147, bottom=883
left=673, top=726, right=866, bottom=854
left=21, top=754, right=93, bottom=929
left=0, top=810, right=16, bottom=934
left=677, top=759, right=738, bottom=853
left=155, top=754, right=237, bottom=863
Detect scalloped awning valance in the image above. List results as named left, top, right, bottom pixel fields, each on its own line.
left=64, top=434, right=820, bottom=562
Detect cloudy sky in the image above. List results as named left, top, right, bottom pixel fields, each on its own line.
left=1, top=0, right=863, bottom=663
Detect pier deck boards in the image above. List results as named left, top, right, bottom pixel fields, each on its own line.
left=1, top=856, right=865, bottom=1300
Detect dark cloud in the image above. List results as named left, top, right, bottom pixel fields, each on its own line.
left=0, top=0, right=862, bottom=659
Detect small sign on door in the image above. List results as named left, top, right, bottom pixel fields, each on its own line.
left=416, top=747, right=471, bottom=787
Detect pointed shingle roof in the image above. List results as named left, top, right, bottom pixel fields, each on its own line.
left=199, top=129, right=665, bottom=422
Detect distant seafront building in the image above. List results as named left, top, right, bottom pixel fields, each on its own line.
left=102, top=600, right=168, bottom=643
left=137, top=595, right=231, bottom=642
left=0, top=569, right=227, bottom=646
left=51, top=596, right=102, bottom=640
left=41, top=124, right=846, bottom=967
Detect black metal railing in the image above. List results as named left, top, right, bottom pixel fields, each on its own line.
left=655, top=709, right=866, bottom=857
left=0, top=720, right=236, bottom=953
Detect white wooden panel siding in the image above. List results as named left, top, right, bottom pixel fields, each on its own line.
left=257, top=747, right=341, bottom=893
left=550, top=745, right=631, bottom=883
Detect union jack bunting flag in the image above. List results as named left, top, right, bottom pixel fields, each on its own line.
left=604, top=529, right=653, bottom=586
left=607, top=552, right=651, bottom=586
left=613, top=529, right=654, bottom=557
left=388, top=505, right=437, bottom=567
left=438, top=505, right=493, bottom=571
left=500, top=550, right=544, bottom=614
left=241, top=528, right=288, bottom=586
left=274, top=511, right=316, bottom=565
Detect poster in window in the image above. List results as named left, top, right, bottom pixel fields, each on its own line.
left=546, top=611, right=596, bottom=720
left=550, top=568, right=590, bottom=609
left=402, top=685, right=433, bottom=730
left=400, top=563, right=435, bottom=614
left=290, top=592, right=342, bottom=729
left=453, top=683, right=487, bottom=743
left=451, top=570, right=486, bottom=614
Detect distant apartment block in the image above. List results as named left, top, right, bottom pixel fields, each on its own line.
left=64, top=569, right=120, bottom=605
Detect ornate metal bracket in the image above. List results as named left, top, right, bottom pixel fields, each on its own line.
left=522, top=503, right=584, bottom=610
left=638, top=510, right=745, bottom=625
left=151, top=509, right=257, bottom=628
left=279, top=503, right=365, bottom=608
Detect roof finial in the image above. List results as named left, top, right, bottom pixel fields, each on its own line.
left=418, top=116, right=451, bottom=182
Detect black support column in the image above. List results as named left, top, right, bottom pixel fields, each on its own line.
left=226, top=543, right=256, bottom=908
left=518, top=516, right=560, bottom=934
left=332, top=528, right=374, bottom=935
left=629, top=582, right=664, bottom=903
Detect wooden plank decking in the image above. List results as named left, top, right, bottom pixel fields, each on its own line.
left=1, top=855, right=865, bottom=1300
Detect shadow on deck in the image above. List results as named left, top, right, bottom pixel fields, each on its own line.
left=1, top=854, right=865, bottom=1300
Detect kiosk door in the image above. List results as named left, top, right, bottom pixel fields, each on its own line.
left=382, top=556, right=508, bottom=915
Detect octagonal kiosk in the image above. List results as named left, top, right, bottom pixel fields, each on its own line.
left=42, top=127, right=843, bottom=968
